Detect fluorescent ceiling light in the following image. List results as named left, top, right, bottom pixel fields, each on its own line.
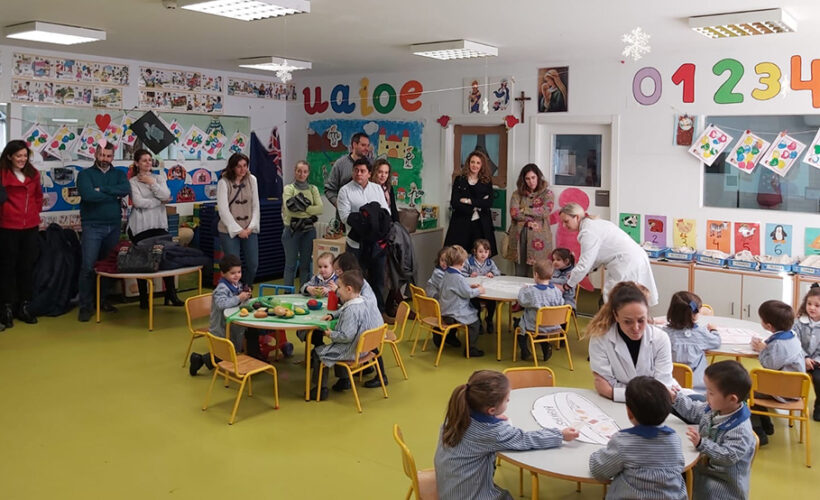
left=181, top=0, right=310, bottom=21
left=689, top=8, right=796, bottom=39
left=51, top=118, right=79, bottom=123
left=4, top=21, right=106, bottom=45
left=411, top=40, right=498, bottom=60
left=238, top=56, right=311, bottom=71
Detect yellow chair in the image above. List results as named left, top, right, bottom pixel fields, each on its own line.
left=408, top=283, right=427, bottom=341
left=202, top=333, right=279, bottom=425
left=700, top=304, right=714, bottom=316
left=182, top=293, right=212, bottom=367
left=410, top=295, right=470, bottom=367
left=749, top=368, right=812, bottom=467
left=672, top=363, right=694, bottom=389
left=512, top=305, right=574, bottom=370
left=316, top=324, right=389, bottom=413
left=393, top=424, right=438, bottom=500
left=385, top=301, right=411, bottom=380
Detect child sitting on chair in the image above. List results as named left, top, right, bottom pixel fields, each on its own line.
left=301, top=251, right=337, bottom=297
left=189, top=254, right=261, bottom=375
left=750, top=300, right=805, bottom=445
left=438, top=245, right=485, bottom=358
left=663, top=291, right=721, bottom=393
left=549, top=247, right=576, bottom=309
left=464, top=239, right=501, bottom=334
left=311, top=269, right=383, bottom=400
left=516, top=260, right=564, bottom=362
left=671, top=361, right=756, bottom=499
left=590, top=376, right=686, bottom=499
left=425, top=246, right=449, bottom=299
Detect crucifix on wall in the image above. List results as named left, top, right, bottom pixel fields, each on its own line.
left=514, top=91, right=531, bottom=123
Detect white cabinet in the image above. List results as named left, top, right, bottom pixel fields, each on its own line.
left=741, top=274, right=794, bottom=323
left=694, top=269, right=742, bottom=318
left=650, top=262, right=690, bottom=316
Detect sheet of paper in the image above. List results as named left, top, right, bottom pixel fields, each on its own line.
left=531, top=392, right=619, bottom=445
left=717, top=327, right=761, bottom=344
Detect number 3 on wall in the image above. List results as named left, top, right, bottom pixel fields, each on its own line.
left=752, top=62, right=781, bottom=101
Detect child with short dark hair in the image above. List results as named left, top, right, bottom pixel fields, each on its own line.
left=516, top=260, right=563, bottom=362
left=795, top=284, right=820, bottom=420
left=300, top=251, right=337, bottom=297
left=438, top=245, right=485, bottom=357
left=549, top=247, right=576, bottom=309
left=590, top=376, right=686, bottom=499
left=663, top=291, right=721, bottom=392
left=310, top=269, right=383, bottom=400
left=465, top=239, right=501, bottom=334
left=189, top=254, right=261, bottom=375
left=425, top=246, right=449, bottom=299
left=434, top=370, right=578, bottom=500
left=750, top=299, right=805, bottom=443
left=671, top=361, right=756, bottom=500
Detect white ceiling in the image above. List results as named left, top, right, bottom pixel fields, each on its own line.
left=4, top=0, right=820, bottom=76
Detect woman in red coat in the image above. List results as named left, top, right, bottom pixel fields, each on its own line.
left=0, top=140, right=44, bottom=327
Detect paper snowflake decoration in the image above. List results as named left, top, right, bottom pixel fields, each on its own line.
left=622, top=27, right=651, bottom=61
left=276, top=69, right=293, bottom=83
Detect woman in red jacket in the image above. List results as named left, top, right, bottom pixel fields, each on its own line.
left=0, top=140, right=44, bottom=327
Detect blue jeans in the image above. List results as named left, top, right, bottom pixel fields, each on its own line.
left=218, top=231, right=258, bottom=288
left=79, top=222, right=122, bottom=311
left=282, top=227, right=315, bottom=287
left=346, top=243, right=386, bottom=312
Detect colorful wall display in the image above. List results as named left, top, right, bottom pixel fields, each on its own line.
left=227, top=77, right=296, bottom=101
left=760, top=132, right=805, bottom=177
left=644, top=215, right=667, bottom=247
left=618, top=213, right=641, bottom=243
left=734, top=222, right=761, bottom=255
left=765, top=223, right=792, bottom=257
left=688, top=125, right=733, bottom=166
left=537, top=67, right=568, bottom=113
left=137, top=65, right=224, bottom=114
left=726, top=131, right=770, bottom=174
left=306, top=119, right=423, bottom=202
left=13, top=53, right=129, bottom=85
left=673, top=114, right=697, bottom=146
left=139, top=66, right=222, bottom=93
left=302, top=77, right=423, bottom=115
left=804, top=128, right=820, bottom=170
left=706, top=220, right=731, bottom=253
left=138, top=90, right=223, bottom=114
left=673, top=218, right=696, bottom=248
left=463, top=77, right=485, bottom=114
left=806, top=228, right=820, bottom=256
left=489, top=77, right=513, bottom=114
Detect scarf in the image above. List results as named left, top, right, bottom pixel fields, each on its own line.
left=294, top=180, right=310, bottom=191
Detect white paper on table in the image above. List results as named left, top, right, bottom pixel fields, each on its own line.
left=531, top=392, right=619, bottom=445
left=717, top=328, right=760, bottom=344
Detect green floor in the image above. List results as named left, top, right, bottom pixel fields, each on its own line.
left=1, top=285, right=816, bottom=499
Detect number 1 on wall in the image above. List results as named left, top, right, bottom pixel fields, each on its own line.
left=671, top=63, right=695, bottom=103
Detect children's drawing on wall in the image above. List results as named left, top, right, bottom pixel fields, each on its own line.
left=618, top=213, right=641, bottom=243
left=804, top=228, right=820, bottom=257
left=644, top=215, right=667, bottom=247
left=489, top=77, right=513, bottom=113
left=760, top=132, right=805, bottom=177
left=765, top=223, right=792, bottom=256
left=673, top=114, right=697, bottom=146
left=463, top=77, right=485, bottom=114
left=307, top=119, right=424, bottom=203
left=688, top=124, right=733, bottom=166
left=706, top=220, right=731, bottom=253
left=673, top=218, right=696, bottom=249
left=804, top=128, right=820, bottom=170
left=726, top=130, right=770, bottom=174
left=537, top=67, right=568, bottom=113
left=734, top=222, right=760, bottom=255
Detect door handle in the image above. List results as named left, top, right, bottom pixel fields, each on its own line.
left=730, top=302, right=734, bottom=315
left=746, top=305, right=751, bottom=318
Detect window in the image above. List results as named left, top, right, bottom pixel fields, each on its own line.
left=0, top=104, right=7, bottom=146
left=552, top=134, right=601, bottom=187
left=703, top=114, right=820, bottom=214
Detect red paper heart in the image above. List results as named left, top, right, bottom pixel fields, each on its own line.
left=95, top=113, right=112, bottom=131
left=436, top=115, right=451, bottom=128
left=504, top=115, right=519, bottom=129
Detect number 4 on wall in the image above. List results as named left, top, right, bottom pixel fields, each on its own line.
left=791, top=55, right=820, bottom=108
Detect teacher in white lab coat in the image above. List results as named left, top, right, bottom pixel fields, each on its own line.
left=585, top=282, right=678, bottom=402
left=559, top=202, right=658, bottom=306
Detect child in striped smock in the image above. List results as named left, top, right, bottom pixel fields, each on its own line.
left=434, top=370, right=578, bottom=500
left=300, top=251, right=337, bottom=297
left=663, top=291, right=721, bottom=393
left=549, top=247, right=576, bottom=309
left=425, top=246, right=449, bottom=299
left=589, top=376, right=686, bottom=500
left=671, top=361, right=755, bottom=500
left=515, top=260, right=564, bottom=362
left=438, top=245, right=486, bottom=357
left=464, top=239, right=501, bottom=334
left=750, top=300, right=806, bottom=445
left=794, top=284, right=820, bottom=420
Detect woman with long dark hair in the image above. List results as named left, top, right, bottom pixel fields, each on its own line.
left=504, top=163, right=554, bottom=276
left=444, top=151, right=497, bottom=255
left=0, top=140, right=44, bottom=327
left=371, top=158, right=399, bottom=222
left=217, top=152, right=260, bottom=290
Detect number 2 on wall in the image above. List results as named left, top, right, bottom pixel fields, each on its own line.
left=713, top=58, right=744, bottom=104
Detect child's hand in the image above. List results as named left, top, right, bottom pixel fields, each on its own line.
left=239, top=291, right=252, bottom=302
left=470, top=272, right=478, bottom=277
left=750, top=337, right=765, bottom=352
left=562, top=427, right=580, bottom=441
left=327, top=280, right=338, bottom=291
left=486, top=272, right=494, bottom=278
left=477, top=284, right=486, bottom=294
left=806, top=357, right=817, bottom=371
left=321, top=314, right=332, bottom=321
left=707, top=323, right=717, bottom=332
left=668, top=386, right=680, bottom=402
left=686, top=426, right=702, bottom=447
left=323, top=329, right=332, bottom=337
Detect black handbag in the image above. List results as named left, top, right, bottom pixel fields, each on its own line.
left=117, top=244, right=164, bottom=273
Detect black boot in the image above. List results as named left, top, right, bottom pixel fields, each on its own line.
left=517, top=335, right=531, bottom=361
left=1, top=303, right=14, bottom=329
left=137, top=280, right=149, bottom=310
left=540, top=341, right=553, bottom=362
left=16, top=302, right=37, bottom=324
left=163, top=277, right=184, bottom=306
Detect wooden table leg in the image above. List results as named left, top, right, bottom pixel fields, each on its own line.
left=95, top=273, right=101, bottom=323
left=686, top=468, right=693, bottom=500
left=496, top=301, right=504, bottom=361
left=530, top=471, right=539, bottom=500
left=147, top=278, right=154, bottom=331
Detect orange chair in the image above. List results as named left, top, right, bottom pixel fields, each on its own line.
left=672, top=363, right=693, bottom=389
left=202, top=333, right=279, bottom=425
left=316, top=324, right=389, bottom=413
left=512, top=305, right=574, bottom=370
left=749, top=368, right=812, bottom=467
left=410, top=295, right=470, bottom=367
left=182, top=294, right=212, bottom=367
left=385, top=301, right=411, bottom=380
left=393, top=424, right=438, bottom=500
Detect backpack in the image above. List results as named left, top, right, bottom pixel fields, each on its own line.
left=30, top=224, right=82, bottom=317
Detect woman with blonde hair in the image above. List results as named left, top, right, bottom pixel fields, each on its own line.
left=559, top=202, right=657, bottom=305
left=444, top=151, right=497, bottom=256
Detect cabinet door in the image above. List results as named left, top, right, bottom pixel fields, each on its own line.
left=796, top=278, right=820, bottom=310
left=693, top=269, right=742, bottom=318
left=650, top=263, right=689, bottom=316
left=742, top=274, right=793, bottom=322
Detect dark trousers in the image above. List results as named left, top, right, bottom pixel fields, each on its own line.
left=346, top=243, right=386, bottom=312
left=79, top=222, right=121, bottom=311
left=470, top=298, right=496, bottom=324
left=810, top=367, right=820, bottom=408
left=244, top=328, right=263, bottom=359
left=443, top=316, right=480, bottom=346
left=0, top=227, right=40, bottom=305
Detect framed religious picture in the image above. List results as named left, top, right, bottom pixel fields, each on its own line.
left=537, top=66, right=568, bottom=113
left=453, top=124, right=508, bottom=188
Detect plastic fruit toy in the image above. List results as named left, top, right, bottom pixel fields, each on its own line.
left=253, top=309, right=268, bottom=318
left=284, top=310, right=294, bottom=318
left=306, top=299, right=322, bottom=310
left=239, top=308, right=249, bottom=317
left=293, top=306, right=307, bottom=315
left=267, top=308, right=277, bottom=315
left=272, top=306, right=288, bottom=317
left=251, top=301, right=264, bottom=310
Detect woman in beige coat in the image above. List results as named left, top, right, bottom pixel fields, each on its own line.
left=504, top=164, right=554, bottom=276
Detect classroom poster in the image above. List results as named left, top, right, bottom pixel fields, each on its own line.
left=74, top=126, right=105, bottom=160
left=23, top=123, right=50, bottom=155
left=734, top=222, right=761, bottom=255
left=765, top=223, right=792, bottom=256
left=806, top=228, right=820, bottom=256
left=644, top=215, right=667, bottom=247
left=463, top=77, right=485, bottom=114
left=673, top=218, right=696, bottom=248
left=307, top=119, right=424, bottom=202
left=45, top=125, right=77, bottom=160
left=803, top=128, right=820, bottom=170
left=688, top=124, right=732, bottom=166
left=228, top=131, right=248, bottom=155
left=673, top=114, right=696, bottom=146
left=706, top=220, right=731, bottom=253
left=760, top=132, right=805, bottom=177
left=726, top=131, right=769, bottom=174
left=491, top=188, right=506, bottom=231
left=618, top=213, right=641, bottom=243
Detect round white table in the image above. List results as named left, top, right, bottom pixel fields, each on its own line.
left=497, top=387, right=700, bottom=500
left=466, top=276, right=532, bottom=360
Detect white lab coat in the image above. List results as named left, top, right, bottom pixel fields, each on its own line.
left=567, top=217, right=658, bottom=305
left=589, top=323, right=679, bottom=402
